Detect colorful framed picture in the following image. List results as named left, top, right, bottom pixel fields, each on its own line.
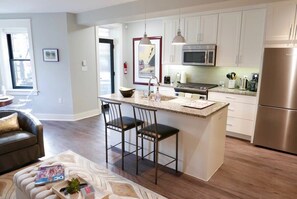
left=43, top=48, right=59, bottom=62
left=133, top=36, right=162, bottom=85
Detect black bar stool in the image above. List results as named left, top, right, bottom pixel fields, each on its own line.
left=132, top=104, right=179, bottom=184
left=101, top=99, right=143, bottom=170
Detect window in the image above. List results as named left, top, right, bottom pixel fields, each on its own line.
left=6, top=33, right=33, bottom=89
left=0, top=19, right=37, bottom=95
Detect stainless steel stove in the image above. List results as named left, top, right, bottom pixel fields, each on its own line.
left=174, top=82, right=218, bottom=99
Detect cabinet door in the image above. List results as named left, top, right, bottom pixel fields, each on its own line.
left=185, top=14, right=218, bottom=44
left=239, top=9, right=266, bottom=68
left=163, top=19, right=184, bottom=64
left=216, top=11, right=242, bottom=67
left=184, top=16, right=200, bottom=44
left=265, top=1, right=296, bottom=42
left=200, top=14, right=218, bottom=44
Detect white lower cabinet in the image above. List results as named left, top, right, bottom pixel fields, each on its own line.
left=208, top=92, right=257, bottom=140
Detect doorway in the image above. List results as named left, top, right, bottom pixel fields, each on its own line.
left=98, top=38, right=115, bottom=95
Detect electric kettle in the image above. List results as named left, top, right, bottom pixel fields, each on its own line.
left=239, top=76, right=248, bottom=90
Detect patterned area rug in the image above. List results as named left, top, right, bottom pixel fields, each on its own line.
left=0, top=150, right=167, bottom=199
left=0, top=169, right=16, bottom=199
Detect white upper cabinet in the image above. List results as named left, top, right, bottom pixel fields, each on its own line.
left=239, top=9, right=266, bottom=68
left=265, top=1, right=297, bottom=43
left=216, top=11, right=242, bottom=67
left=185, top=14, right=218, bottom=44
left=163, top=19, right=184, bottom=65
left=217, top=9, right=265, bottom=68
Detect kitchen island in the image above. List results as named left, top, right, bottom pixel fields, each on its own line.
left=99, top=91, right=229, bottom=181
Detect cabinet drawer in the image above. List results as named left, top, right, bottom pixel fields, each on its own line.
left=227, top=101, right=256, bottom=120
left=226, top=117, right=254, bottom=136
left=209, top=92, right=257, bottom=104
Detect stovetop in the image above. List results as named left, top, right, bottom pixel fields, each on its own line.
left=176, top=83, right=218, bottom=90
left=174, top=82, right=218, bottom=95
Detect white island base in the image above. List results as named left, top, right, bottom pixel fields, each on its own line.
left=110, top=104, right=228, bottom=181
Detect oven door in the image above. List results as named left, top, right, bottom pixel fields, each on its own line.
left=182, top=50, right=207, bottom=65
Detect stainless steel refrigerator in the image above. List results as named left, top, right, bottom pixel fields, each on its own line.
left=254, top=48, right=297, bottom=154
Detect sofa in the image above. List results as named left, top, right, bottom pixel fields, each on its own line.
left=0, top=110, right=44, bottom=174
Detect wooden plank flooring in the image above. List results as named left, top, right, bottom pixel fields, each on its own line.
left=41, top=115, right=297, bottom=199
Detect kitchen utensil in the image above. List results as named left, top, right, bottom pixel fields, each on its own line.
left=226, top=73, right=231, bottom=79
left=231, top=72, right=236, bottom=80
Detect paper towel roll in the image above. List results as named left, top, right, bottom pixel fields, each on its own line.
left=180, top=72, right=187, bottom=83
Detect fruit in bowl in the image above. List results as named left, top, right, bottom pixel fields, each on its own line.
left=119, top=87, right=135, bottom=97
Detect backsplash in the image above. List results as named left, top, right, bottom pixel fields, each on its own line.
left=163, top=65, right=260, bottom=86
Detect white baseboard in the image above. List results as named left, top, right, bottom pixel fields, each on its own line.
left=34, top=109, right=101, bottom=121
left=226, top=131, right=251, bottom=141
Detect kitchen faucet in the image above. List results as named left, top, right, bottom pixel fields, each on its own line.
left=148, top=75, right=160, bottom=97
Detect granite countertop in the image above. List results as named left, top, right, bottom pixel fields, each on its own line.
left=209, top=87, right=257, bottom=96
left=99, top=91, right=229, bottom=118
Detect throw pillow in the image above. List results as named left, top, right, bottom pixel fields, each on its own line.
left=0, top=113, right=20, bottom=134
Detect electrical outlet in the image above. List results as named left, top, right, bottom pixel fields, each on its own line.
left=58, top=98, right=63, bottom=104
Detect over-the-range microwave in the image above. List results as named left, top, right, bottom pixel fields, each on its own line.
left=182, top=44, right=217, bottom=66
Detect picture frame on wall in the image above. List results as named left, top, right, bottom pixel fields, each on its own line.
left=43, top=48, right=59, bottom=62
left=133, top=36, right=162, bottom=85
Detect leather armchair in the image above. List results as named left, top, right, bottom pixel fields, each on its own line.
left=0, top=110, right=44, bottom=174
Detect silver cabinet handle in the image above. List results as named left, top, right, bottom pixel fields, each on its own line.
left=228, top=109, right=235, bottom=112
left=227, top=124, right=233, bottom=126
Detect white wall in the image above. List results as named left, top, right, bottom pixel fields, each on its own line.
left=0, top=13, right=99, bottom=120
left=0, top=13, right=74, bottom=116
left=67, top=14, right=99, bottom=116
left=123, top=19, right=163, bottom=90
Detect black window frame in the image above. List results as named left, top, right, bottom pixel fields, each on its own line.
left=6, top=33, right=33, bottom=89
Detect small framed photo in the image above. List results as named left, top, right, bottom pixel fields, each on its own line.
left=43, top=48, right=59, bottom=62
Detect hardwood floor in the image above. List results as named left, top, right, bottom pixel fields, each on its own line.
left=41, top=115, right=297, bottom=199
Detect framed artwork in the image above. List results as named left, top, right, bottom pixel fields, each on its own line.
left=43, top=48, right=59, bottom=62
left=133, top=36, right=162, bottom=85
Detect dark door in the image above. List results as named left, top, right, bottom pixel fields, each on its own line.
left=99, top=38, right=115, bottom=95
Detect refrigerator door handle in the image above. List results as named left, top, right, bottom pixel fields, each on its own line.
left=289, top=24, right=293, bottom=41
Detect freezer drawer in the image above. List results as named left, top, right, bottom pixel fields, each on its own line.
left=254, top=105, right=297, bottom=154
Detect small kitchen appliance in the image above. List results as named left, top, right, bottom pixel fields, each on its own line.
left=182, top=44, right=216, bottom=66
left=164, top=76, right=171, bottom=84
left=249, top=73, right=259, bottom=92
left=239, top=76, right=248, bottom=90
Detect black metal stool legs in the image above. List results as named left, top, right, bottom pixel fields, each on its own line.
left=121, top=130, right=125, bottom=170
left=155, top=140, right=159, bottom=185
left=176, top=133, right=178, bottom=173
left=105, top=126, right=108, bottom=163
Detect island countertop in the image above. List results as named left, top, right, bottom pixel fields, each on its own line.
left=99, top=91, right=229, bottom=118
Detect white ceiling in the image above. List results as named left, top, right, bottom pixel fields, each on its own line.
left=0, top=0, right=137, bottom=14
